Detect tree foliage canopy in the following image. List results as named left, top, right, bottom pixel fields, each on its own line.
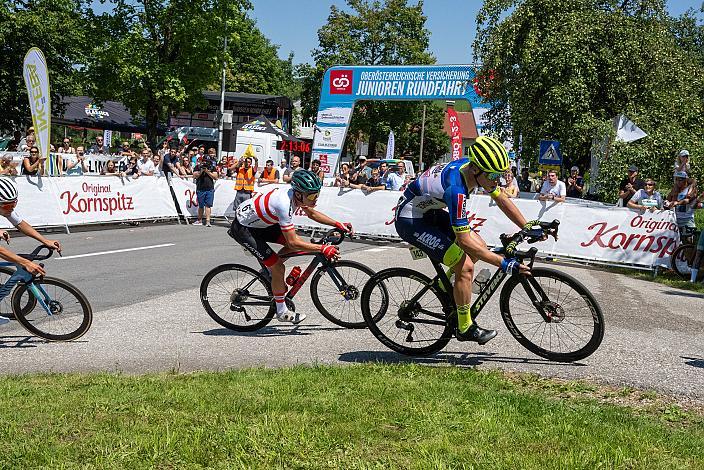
left=0, top=0, right=88, bottom=131
left=301, top=0, right=449, bottom=163
left=474, top=0, right=704, bottom=200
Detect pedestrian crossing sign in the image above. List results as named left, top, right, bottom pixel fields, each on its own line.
left=539, top=140, right=562, bottom=165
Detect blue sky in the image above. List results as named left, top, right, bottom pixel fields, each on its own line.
left=251, top=0, right=703, bottom=65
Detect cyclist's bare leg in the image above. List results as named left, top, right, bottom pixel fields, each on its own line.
left=269, top=259, right=288, bottom=315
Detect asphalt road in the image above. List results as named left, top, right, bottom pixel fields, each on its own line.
left=0, top=222, right=702, bottom=401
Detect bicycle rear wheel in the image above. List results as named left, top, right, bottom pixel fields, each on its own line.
left=310, top=260, right=378, bottom=329
left=361, top=268, right=453, bottom=356
left=671, top=244, right=702, bottom=280
left=12, top=277, right=93, bottom=341
left=0, top=267, right=15, bottom=318
left=200, top=264, right=275, bottom=331
left=499, top=268, right=604, bottom=362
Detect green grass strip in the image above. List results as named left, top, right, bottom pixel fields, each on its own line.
left=0, top=364, right=702, bottom=469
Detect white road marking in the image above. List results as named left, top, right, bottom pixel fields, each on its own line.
left=365, top=248, right=388, bottom=252
left=56, top=243, right=175, bottom=260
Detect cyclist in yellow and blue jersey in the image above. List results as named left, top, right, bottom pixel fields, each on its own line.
left=395, top=136, right=534, bottom=344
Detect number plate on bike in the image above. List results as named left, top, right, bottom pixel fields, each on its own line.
left=409, top=247, right=427, bottom=260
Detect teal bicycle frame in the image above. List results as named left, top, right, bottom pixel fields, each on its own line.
left=0, top=261, right=55, bottom=317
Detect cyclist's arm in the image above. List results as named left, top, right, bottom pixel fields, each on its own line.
left=476, top=173, right=527, bottom=229
left=15, top=221, right=62, bottom=252
left=280, top=227, right=325, bottom=252
left=0, top=246, right=45, bottom=275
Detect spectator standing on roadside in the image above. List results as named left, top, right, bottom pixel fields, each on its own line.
left=566, top=166, right=584, bottom=198
left=158, top=141, right=170, bottom=158
left=538, top=170, right=566, bottom=202
left=618, top=165, right=645, bottom=206
left=137, top=148, right=155, bottom=176
left=501, top=171, right=519, bottom=198
left=152, top=154, right=164, bottom=177
left=22, top=146, right=43, bottom=176
left=258, top=159, right=280, bottom=184
left=233, top=155, right=256, bottom=208
left=0, top=154, right=18, bottom=176
left=335, top=163, right=352, bottom=188
left=675, top=150, right=691, bottom=174
left=101, top=159, right=119, bottom=176
left=64, top=146, right=88, bottom=175
left=627, top=179, right=663, bottom=212
left=517, top=168, right=533, bottom=192
left=192, top=152, right=218, bottom=227
left=665, top=171, right=697, bottom=234
left=88, top=135, right=109, bottom=154
left=282, top=155, right=302, bottom=183
left=7, top=130, right=22, bottom=151
left=119, top=141, right=134, bottom=157
left=179, top=155, right=194, bottom=176
left=162, top=146, right=181, bottom=177
left=377, top=162, right=389, bottom=185
left=123, top=155, right=141, bottom=178
left=386, top=161, right=408, bottom=191
left=18, top=127, right=34, bottom=151
left=350, top=155, right=369, bottom=185
left=57, top=137, right=75, bottom=154
left=361, top=168, right=386, bottom=192
left=310, top=159, right=325, bottom=183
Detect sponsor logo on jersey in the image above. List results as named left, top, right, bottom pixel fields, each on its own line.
left=456, top=194, right=467, bottom=220
left=417, top=232, right=444, bottom=251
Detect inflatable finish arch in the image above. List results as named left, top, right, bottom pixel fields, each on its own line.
left=312, top=65, right=484, bottom=175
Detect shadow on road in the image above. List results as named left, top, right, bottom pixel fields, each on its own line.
left=198, top=324, right=347, bottom=337
left=661, top=290, right=704, bottom=299
left=0, top=334, right=41, bottom=349
left=338, top=350, right=588, bottom=368
left=682, top=356, right=704, bottom=369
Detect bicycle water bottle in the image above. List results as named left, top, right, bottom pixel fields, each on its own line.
left=474, top=268, right=491, bottom=287
left=286, top=266, right=302, bottom=286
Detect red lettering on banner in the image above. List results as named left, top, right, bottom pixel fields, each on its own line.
left=580, top=221, right=676, bottom=259
left=185, top=189, right=197, bottom=209
left=60, top=190, right=134, bottom=215
left=466, top=213, right=486, bottom=233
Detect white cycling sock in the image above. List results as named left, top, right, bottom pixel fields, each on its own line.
left=690, top=268, right=699, bottom=283
left=273, top=291, right=287, bottom=315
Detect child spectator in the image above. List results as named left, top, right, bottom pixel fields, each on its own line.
left=627, top=179, right=663, bottom=212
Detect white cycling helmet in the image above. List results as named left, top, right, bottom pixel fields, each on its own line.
left=0, top=178, right=18, bottom=203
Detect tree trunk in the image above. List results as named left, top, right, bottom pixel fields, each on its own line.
left=146, top=93, right=160, bottom=148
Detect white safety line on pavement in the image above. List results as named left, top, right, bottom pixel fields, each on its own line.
left=56, top=243, right=176, bottom=260
left=365, top=248, right=388, bottom=252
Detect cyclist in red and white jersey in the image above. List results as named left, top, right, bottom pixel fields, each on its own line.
left=229, top=169, right=352, bottom=324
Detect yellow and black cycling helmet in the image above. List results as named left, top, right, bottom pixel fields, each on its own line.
left=468, top=136, right=509, bottom=173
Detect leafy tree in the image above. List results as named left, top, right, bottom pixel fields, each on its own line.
left=474, top=0, right=704, bottom=201
left=82, top=0, right=253, bottom=143
left=300, top=0, right=449, bottom=165
left=0, top=0, right=88, bottom=132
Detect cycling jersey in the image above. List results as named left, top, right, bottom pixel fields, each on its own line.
left=397, top=158, right=487, bottom=233
left=235, top=187, right=295, bottom=233
left=4, top=210, right=23, bottom=227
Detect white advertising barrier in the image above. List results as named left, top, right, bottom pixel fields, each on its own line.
left=0, top=175, right=179, bottom=229
left=170, top=181, right=679, bottom=268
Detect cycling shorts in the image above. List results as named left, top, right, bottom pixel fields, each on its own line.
left=395, top=209, right=464, bottom=268
left=228, top=219, right=285, bottom=267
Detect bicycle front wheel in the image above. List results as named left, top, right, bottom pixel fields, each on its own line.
left=11, top=277, right=93, bottom=341
left=361, top=268, right=453, bottom=356
left=671, top=244, right=702, bottom=280
left=499, top=268, right=604, bottom=362
left=310, top=260, right=377, bottom=329
left=200, top=264, right=275, bottom=331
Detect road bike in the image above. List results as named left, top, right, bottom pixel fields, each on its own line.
left=200, top=229, right=379, bottom=331
left=670, top=227, right=703, bottom=281
left=360, top=220, right=605, bottom=362
left=0, top=246, right=92, bottom=341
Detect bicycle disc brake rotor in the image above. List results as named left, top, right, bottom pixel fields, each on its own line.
left=542, top=301, right=565, bottom=323
left=339, top=285, right=360, bottom=301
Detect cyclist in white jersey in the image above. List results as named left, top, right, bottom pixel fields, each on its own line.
left=0, top=178, right=63, bottom=325
left=229, top=169, right=352, bottom=324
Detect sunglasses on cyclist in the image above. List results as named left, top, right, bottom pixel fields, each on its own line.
left=485, top=171, right=503, bottom=181
left=0, top=201, right=17, bottom=210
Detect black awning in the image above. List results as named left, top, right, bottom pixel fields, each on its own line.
left=53, top=96, right=159, bottom=133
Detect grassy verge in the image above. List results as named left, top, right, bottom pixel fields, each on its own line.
left=1, top=365, right=702, bottom=468
left=610, top=266, right=704, bottom=294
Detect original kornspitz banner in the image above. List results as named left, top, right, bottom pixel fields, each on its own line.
left=23, top=48, right=51, bottom=163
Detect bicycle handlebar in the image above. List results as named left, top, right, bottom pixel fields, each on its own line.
left=311, top=228, right=351, bottom=246
left=18, top=246, right=56, bottom=262
left=499, top=219, right=560, bottom=260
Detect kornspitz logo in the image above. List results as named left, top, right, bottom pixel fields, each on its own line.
left=330, top=70, right=353, bottom=94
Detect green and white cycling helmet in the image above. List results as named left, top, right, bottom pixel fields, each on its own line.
left=291, top=169, right=323, bottom=193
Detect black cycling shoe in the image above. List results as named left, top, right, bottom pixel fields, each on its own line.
left=455, top=323, right=497, bottom=345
